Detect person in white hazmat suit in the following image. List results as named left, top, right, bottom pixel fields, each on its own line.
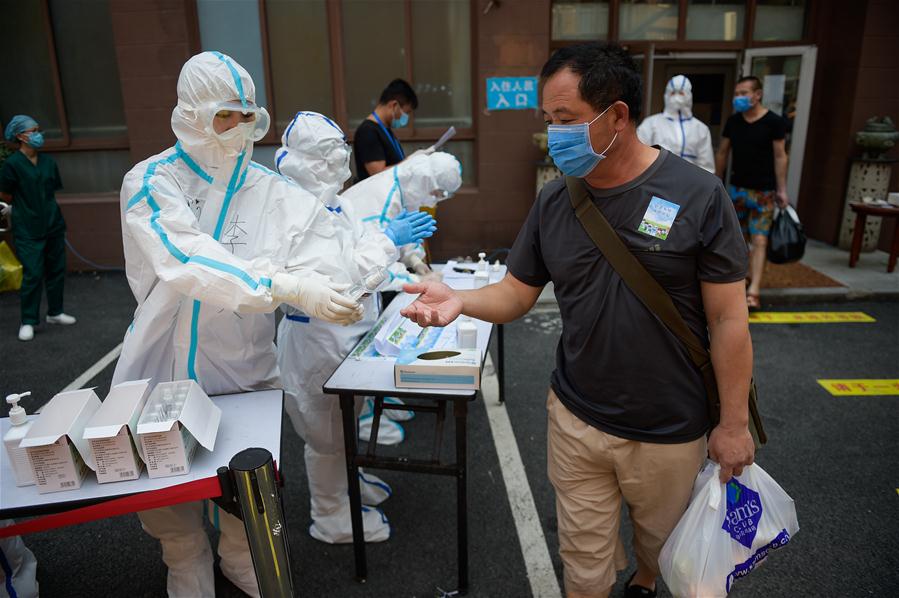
left=338, top=149, right=463, bottom=443
left=637, top=75, right=715, bottom=173
left=0, top=520, right=38, bottom=598
left=112, top=52, right=365, bottom=597
left=274, top=111, right=437, bottom=543
left=341, top=149, right=463, bottom=287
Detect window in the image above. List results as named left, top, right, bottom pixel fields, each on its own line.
left=411, top=1, right=472, bottom=130
left=619, top=0, right=679, bottom=40
left=753, top=0, right=807, bottom=41
left=686, top=1, right=746, bottom=41
left=0, top=0, right=126, bottom=145
left=49, top=0, right=126, bottom=139
left=342, top=0, right=407, bottom=129
left=551, top=1, right=609, bottom=42
left=266, top=0, right=333, bottom=132
left=266, top=0, right=475, bottom=182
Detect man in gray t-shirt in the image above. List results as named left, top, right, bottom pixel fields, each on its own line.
left=401, top=42, right=755, bottom=598
left=509, top=149, right=747, bottom=444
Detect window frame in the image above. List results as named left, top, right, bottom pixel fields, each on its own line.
left=29, top=0, right=130, bottom=152
left=548, top=0, right=816, bottom=51
left=257, top=0, right=478, bottom=151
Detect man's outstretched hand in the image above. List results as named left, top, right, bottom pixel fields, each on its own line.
left=401, top=282, right=463, bottom=327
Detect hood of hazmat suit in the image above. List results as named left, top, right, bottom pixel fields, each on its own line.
left=636, top=75, right=715, bottom=173
left=274, top=110, right=395, bottom=544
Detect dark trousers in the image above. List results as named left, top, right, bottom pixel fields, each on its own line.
left=16, top=234, right=66, bottom=325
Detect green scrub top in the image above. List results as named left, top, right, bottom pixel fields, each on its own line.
left=0, top=150, right=66, bottom=239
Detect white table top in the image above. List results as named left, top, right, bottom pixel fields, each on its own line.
left=0, top=389, right=282, bottom=515
left=323, top=264, right=504, bottom=398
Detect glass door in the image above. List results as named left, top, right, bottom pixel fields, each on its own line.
left=742, top=45, right=817, bottom=206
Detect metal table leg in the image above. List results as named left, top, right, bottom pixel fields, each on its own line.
left=497, top=323, right=506, bottom=403
left=339, top=392, right=367, bottom=582
left=454, top=399, right=469, bottom=594
left=228, top=448, right=294, bottom=597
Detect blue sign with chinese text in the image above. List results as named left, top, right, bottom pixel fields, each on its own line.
left=487, top=76, right=538, bottom=111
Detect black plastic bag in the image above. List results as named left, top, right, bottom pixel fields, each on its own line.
left=767, top=205, right=806, bottom=264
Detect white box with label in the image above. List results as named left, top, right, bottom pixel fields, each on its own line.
left=19, top=388, right=101, bottom=494
left=394, top=349, right=481, bottom=390
left=136, top=380, right=221, bottom=479
left=83, top=379, right=152, bottom=483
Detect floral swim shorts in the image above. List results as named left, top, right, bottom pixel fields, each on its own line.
left=728, top=185, right=775, bottom=238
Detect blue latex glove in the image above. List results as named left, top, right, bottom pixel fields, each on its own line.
left=384, top=210, right=437, bottom=246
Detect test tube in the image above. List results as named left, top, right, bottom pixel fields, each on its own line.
left=345, top=266, right=389, bottom=301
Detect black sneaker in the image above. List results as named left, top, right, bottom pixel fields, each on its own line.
left=624, top=571, right=657, bottom=598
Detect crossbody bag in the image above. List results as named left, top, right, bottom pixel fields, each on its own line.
left=565, top=176, right=767, bottom=447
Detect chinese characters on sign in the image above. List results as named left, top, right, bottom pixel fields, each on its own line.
left=817, top=379, right=899, bottom=396
left=487, top=76, right=538, bottom=111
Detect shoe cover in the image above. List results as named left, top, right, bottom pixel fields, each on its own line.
left=382, top=396, right=415, bottom=422
left=309, top=503, right=391, bottom=544
left=359, top=400, right=405, bottom=445
left=358, top=468, right=392, bottom=505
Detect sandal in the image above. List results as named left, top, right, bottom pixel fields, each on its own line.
left=746, top=292, right=761, bottom=311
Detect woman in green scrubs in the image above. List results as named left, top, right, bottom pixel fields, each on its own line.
left=1, top=115, right=76, bottom=341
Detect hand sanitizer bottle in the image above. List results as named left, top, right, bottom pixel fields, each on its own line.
left=4, top=392, right=35, bottom=486
left=456, top=317, right=478, bottom=349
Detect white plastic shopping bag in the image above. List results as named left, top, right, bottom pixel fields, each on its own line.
left=659, top=461, right=799, bottom=597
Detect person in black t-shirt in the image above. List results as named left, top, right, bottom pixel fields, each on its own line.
left=398, top=43, right=754, bottom=598
left=353, top=79, right=418, bottom=182
left=716, top=76, right=789, bottom=309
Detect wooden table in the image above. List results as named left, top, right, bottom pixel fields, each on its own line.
left=848, top=202, right=899, bottom=273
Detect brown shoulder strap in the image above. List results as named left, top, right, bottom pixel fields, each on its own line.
left=565, top=176, right=710, bottom=368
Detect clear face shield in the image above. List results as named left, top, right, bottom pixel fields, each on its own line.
left=200, top=100, right=271, bottom=144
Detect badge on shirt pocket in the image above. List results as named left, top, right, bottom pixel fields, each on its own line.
left=638, top=196, right=680, bottom=241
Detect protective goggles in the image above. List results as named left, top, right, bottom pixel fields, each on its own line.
left=200, top=100, right=271, bottom=142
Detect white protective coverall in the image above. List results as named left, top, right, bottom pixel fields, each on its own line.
left=636, top=75, right=715, bottom=173
left=340, top=150, right=462, bottom=291
left=0, top=521, right=38, bottom=598
left=112, top=53, right=362, bottom=597
left=274, top=111, right=400, bottom=543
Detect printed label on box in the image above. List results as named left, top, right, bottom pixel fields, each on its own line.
left=90, top=432, right=142, bottom=483
left=141, top=425, right=197, bottom=478
left=27, top=437, right=86, bottom=493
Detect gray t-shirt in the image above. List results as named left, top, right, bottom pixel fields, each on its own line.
left=507, top=149, right=748, bottom=443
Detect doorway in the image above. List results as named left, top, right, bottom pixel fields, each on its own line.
left=647, top=56, right=739, bottom=151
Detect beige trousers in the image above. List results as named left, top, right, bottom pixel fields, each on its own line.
left=546, top=389, right=706, bottom=597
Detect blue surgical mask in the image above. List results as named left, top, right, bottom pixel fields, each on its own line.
left=393, top=109, right=409, bottom=129
left=547, top=104, right=618, bottom=178
left=732, top=96, right=752, bottom=113
left=25, top=131, right=44, bottom=149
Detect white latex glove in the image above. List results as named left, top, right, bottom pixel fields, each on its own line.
left=272, top=272, right=363, bottom=326
left=0, top=202, right=10, bottom=218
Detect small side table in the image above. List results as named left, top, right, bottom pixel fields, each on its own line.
left=848, top=202, right=899, bottom=272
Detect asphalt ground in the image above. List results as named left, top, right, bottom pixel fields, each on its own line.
left=1, top=273, right=898, bottom=597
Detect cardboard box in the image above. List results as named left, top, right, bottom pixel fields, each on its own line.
left=83, top=379, right=151, bottom=483
left=136, top=380, right=221, bottom=479
left=394, top=349, right=481, bottom=390
left=20, top=388, right=101, bottom=494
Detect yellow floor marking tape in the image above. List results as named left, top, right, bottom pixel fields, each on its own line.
left=817, top=379, right=899, bottom=396
left=749, top=312, right=875, bottom=324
